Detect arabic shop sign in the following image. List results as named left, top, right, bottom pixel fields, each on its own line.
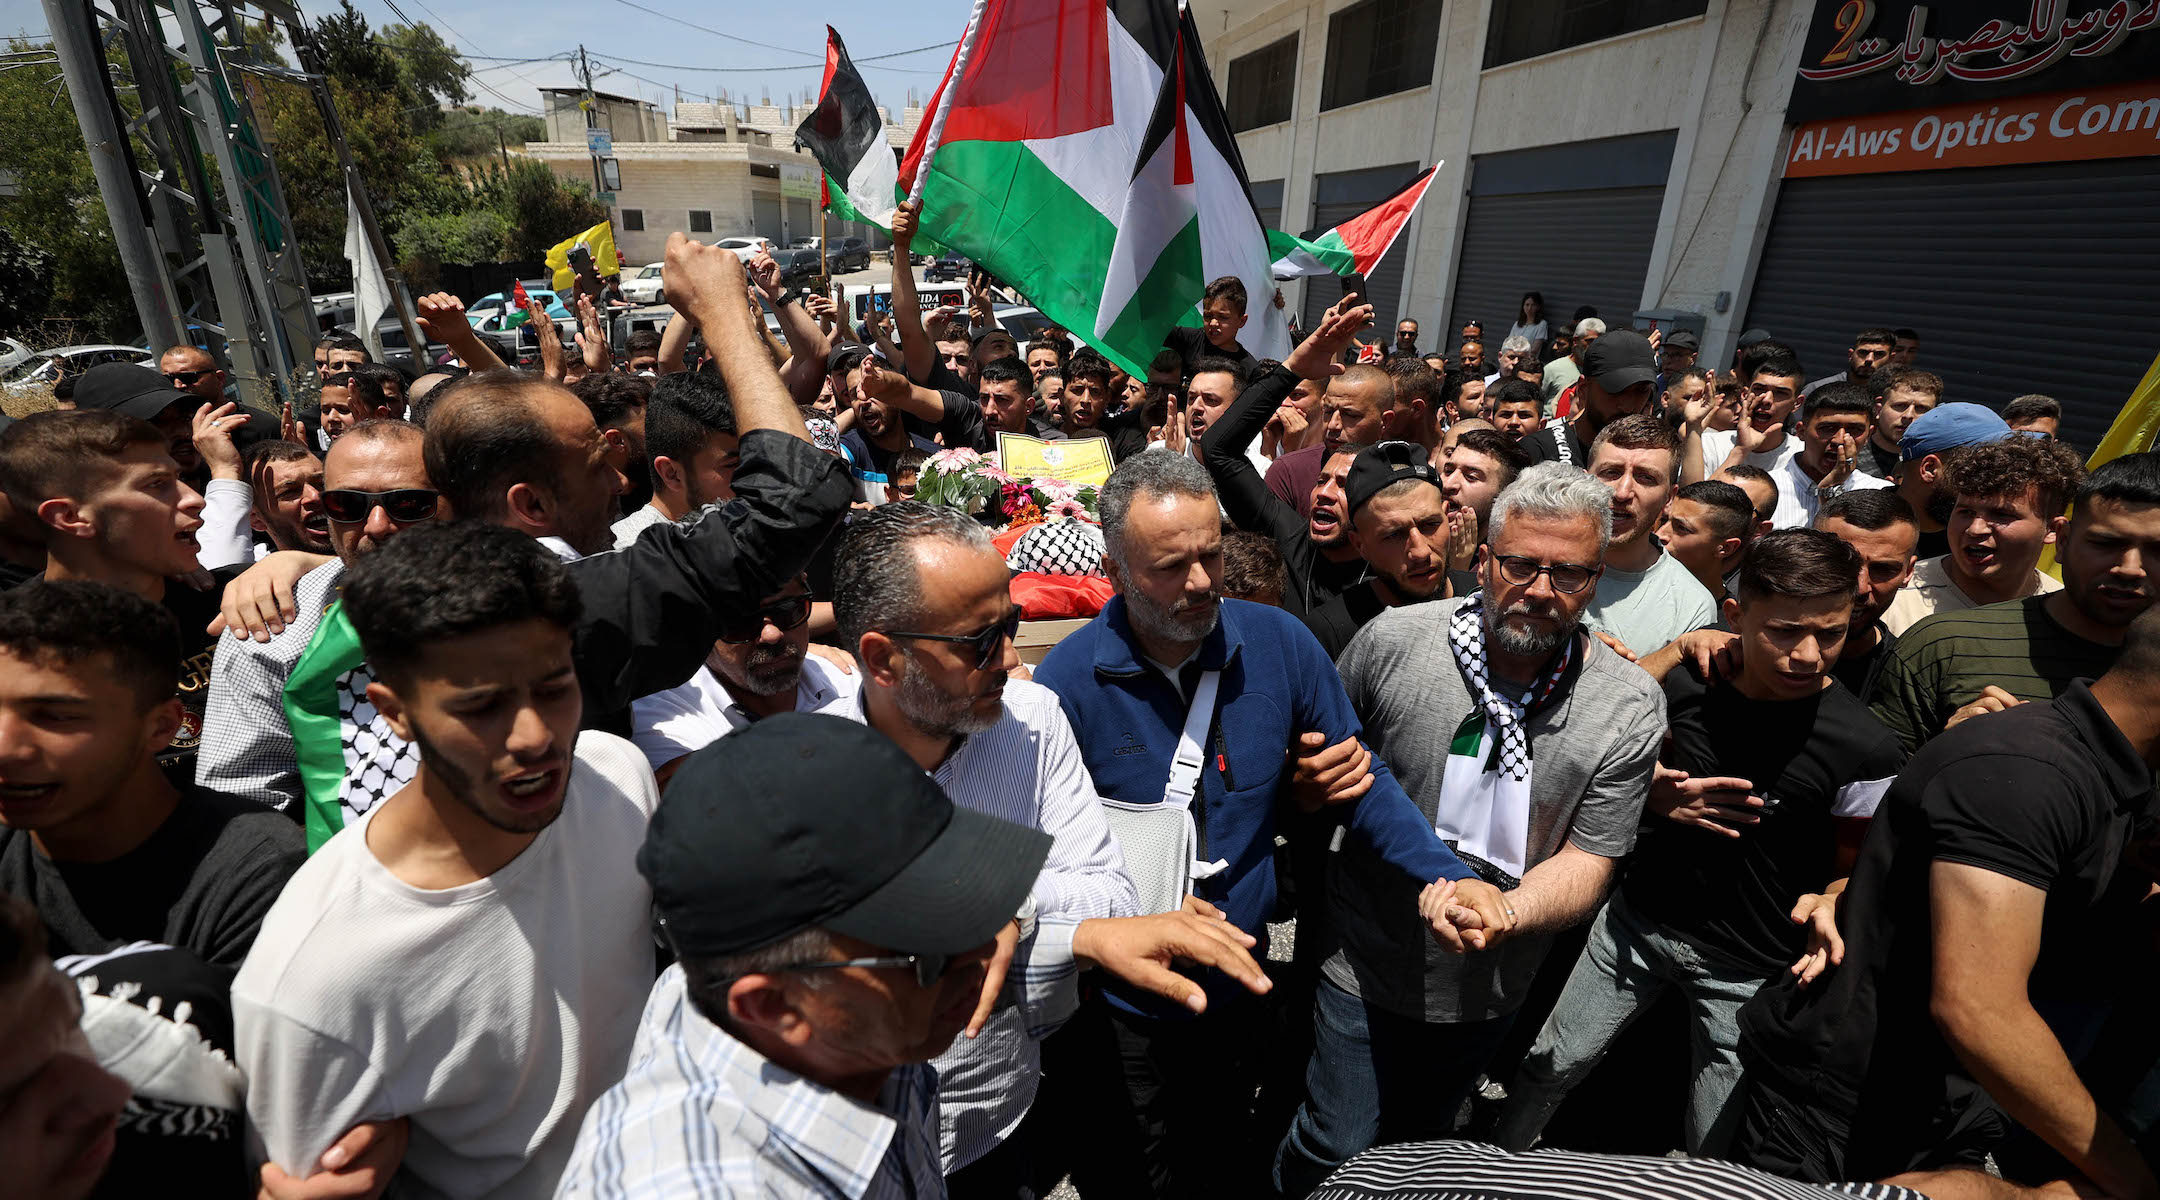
left=1786, top=78, right=2160, bottom=176
left=1788, top=0, right=2160, bottom=124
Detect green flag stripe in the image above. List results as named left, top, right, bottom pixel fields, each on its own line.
left=913, top=139, right=1133, bottom=372
left=282, top=600, right=367, bottom=854
left=1267, top=227, right=1356, bottom=276
left=1098, top=213, right=1205, bottom=368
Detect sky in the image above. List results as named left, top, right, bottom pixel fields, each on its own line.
left=0, top=0, right=973, bottom=120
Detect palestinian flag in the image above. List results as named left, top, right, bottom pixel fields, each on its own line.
left=901, top=0, right=1287, bottom=376
left=283, top=600, right=367, bottom=853
left=504, top=280, right=533, bottom=329
left=1269, top=165, right=1437, bottom=280
left=796, top=28, right=899, bottom=229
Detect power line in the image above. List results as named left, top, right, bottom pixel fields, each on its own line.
left=596, top=0, right=826, bottom=61
left=584, top=47, right=941, bottom=75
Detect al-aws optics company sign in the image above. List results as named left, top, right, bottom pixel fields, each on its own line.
left=1785, top=78, right=2160, bottom=176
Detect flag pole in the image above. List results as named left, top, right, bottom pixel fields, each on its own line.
left=907, top=0, right=989, bottom=207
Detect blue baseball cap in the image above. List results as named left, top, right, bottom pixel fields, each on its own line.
left=1899, top=403, right=2013, bottom=463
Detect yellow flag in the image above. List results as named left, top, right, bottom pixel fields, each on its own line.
left=545, top=220, right=619, bottom=292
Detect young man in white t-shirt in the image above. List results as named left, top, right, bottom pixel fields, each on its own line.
left=1682, top=354, right=1807, bottom=484
left=1584, top=414, right=1719, bottom=656
left=1881, top=435, right=2083, bottom=635
left=234, top=521, right=662, bottom=1199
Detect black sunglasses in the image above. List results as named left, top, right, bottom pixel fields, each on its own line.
left=717, top=594, right=813, bottom=644
left=321, top=487, right=440, bottom=524
left=773, top=952, right=953, bottom=989
left=320, top=361, right=356, bottom=377
left=164, top=370, right=208, bottom=386
left=888, top=609, right=1022, bottom=669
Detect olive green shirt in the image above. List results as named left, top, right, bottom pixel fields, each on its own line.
left=1869, top=594, right=2117, bottom=754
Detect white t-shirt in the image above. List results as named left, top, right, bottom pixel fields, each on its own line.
left=630, top=654, right=859, bottom=771
left=1765, top=449, right=1891, bottom=530
left=1584, top=548, right=1720, bottom=656
left=609, top=503, right=670, bottom=549
left=234, top=733, right=661, bottom=1200
left=1695, top=426, right=1795, bottom=483
left=1509, top=319, right=1549, bottom=346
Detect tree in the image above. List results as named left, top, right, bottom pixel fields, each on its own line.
left=0, top=37, right=132, bottom=339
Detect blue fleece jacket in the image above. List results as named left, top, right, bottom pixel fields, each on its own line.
left=1035, top=597, right=1471, bottom=1013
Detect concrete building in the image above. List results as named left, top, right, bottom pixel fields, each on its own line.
left=521, top=91, right=922, bottom=268
left=1209, top=0, right=2160, bottom=448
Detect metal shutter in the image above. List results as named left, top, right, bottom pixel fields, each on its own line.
left=1446, top=187, right=1666, bottom=344
left=753, top=197, right=783, bottom=242
left=786, top=198, right=812, bottom=242
left=1742, top=158, right=2160, bottom=452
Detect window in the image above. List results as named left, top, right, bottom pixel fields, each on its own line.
left=621, top=208, right=645, bottom=231
left=1226, top=35, right=1298, bottom=132
left=1320, top=0, right=1441, bottom=111
left=688, top=210, right=713, bottom=234
left=1485, top=0, right=1707, bottom=68
left=749, top=163, right=780, bottom=179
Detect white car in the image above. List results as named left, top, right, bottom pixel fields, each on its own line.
left=621, top=263, right=666, bottom=305
left=3, top=344, right=154, bottom=395
left=0, top=337, right=31, bottom=375
left=715, top=236, right=776, bottom=263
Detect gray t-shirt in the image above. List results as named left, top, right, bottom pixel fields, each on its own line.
left=1583, top=548, right=1718, bottom=658
left=1326, top=597, right=1665, bottom=1023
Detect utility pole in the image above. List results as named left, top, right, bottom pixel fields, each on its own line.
left=497, top=126, right=509, bottom=171
left=578, top=44, right=602, bottom=197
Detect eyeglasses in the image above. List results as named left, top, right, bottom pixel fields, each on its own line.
left=164, top=370, right=208, bottom=386
left=772, top=953, right=953, bottom=990
left=321, top=487, right=440, bottom=524
left=1491, top=554, right=1600, bottom=595
left=888, top=609, right=1022, bottom=669
left=716, top=593, right=813, bottom=644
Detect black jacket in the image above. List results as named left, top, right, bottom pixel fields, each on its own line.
left=568, top=429, right=851, bottom=726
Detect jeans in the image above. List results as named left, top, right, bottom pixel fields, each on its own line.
left=1490, top=892, right=1764, bottom=1156
left=1272, top=976, right=1514, bottom=1199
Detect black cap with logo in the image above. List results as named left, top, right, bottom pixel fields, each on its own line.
left=640, top=713, right=1051, bottom=960
left=1345, top=440, right=1441, bottom=517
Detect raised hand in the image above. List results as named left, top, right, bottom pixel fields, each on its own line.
left=1284, top=300, right=1375, bottom=380
left=661, top=231, right=748, bottom=326
left=412, top=292, right=467, bottom=345
left=279, top=400, right=304, bottom=445
left=890, top=201, right=918, bottom=251
left=531, top=297, right=567, bottom=384
left=574, top=293, right=610, bottom=374
left=746, top=249, right=786, bottom=302
left=191, top=401, right=249, bottom=480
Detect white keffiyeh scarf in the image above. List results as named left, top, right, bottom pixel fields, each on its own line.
left=1435, top=594, right=1575, bottom=886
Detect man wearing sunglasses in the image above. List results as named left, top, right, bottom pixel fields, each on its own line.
left=819, top=503, right=1137, bottom=1185
left=199, top=420, right=443, bottom=818
left=1277, top=462, right=1664, bottom=1196
left=157, top=345, right=229, bottom=406
left=630, top=574, right=852, bottom=787
left=558, top=713, right=1269, bottom=1197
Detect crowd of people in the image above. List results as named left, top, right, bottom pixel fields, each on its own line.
left=0, top=201, right=2155, bottom=1200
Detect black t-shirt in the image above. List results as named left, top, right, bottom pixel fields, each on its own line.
left=1737, top=681, right=2159, bottom=1174
left=1520, top=421, right=1590, bottom=469
left=1303, top=579, right=1393, bottom=660
left=1627, top=669, right=1906, bottom=974
left=1163, top=325, right=1254, bottom=376
left=162, top=570, right=242, bottom=786
left=1861, top=438, right=1901, bottom=480
left=0, top=784, right=304, bottom=970
left=1831, top=621, right=1897, bottom=704
left=1914, top=526, right=1949, bottom=562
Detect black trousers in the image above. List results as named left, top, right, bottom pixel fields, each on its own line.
left=1025, top=987, right=1270, bottom=1200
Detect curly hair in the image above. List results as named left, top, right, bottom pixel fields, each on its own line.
left=1940, top=436, right=2087, bottom=516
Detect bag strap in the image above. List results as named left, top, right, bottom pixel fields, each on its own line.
left=1161, top=670, right=1222, bottom=812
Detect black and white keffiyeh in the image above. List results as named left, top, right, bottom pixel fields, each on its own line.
left=1436, top=594, right=1575, bottom=883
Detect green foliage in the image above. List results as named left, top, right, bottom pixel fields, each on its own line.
left=8, top=6, right=596, bottom=337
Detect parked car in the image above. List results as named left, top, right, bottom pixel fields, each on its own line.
left=3, top=344, right=153, bottom=394
left=786, top=236, right=822, bottom=252
left=775, top=246, right=828, bottom=286
left=825, top=236, right=873, bottom=274
left=716, top=236, right=776, bottom=262
left=620, top=263, right=666, bottom=305
left=468, top=288, right=573, bottom=326
left=927, top=250, right=970, bottom=282
left=0, top=337, right=30, bottom=375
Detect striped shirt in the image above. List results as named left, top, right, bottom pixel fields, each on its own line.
left=1311, top=1140, right=1925, bottom=1200
left=553, top=920, right=1083, bottom=1199
left=1869, top=594, right=2117, bottom=753
left=815, top=679, right=1136, bottom=1169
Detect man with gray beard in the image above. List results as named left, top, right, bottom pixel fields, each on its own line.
left=1274, top=461, right=1666, bottom=1197
left=815, top=501, right=1138, bottom=1191
left=628, top=572, right=857, bottom=787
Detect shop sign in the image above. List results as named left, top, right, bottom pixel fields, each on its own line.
left=1786, top=77, right=2160, bottom=176
left=1789, top=1, right=2160, bottom=123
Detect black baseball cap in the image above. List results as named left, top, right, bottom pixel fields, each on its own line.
left=1736, top=328, right=1774, bottom=349
left=1581, top=330, right=1656, bottom=392
left=640, top=713, right=1051, bottom=960
left=826, top=342, right=876, bottom=379
left=1345, top=440, right=1440, bottom=516
left=74, top=363, right=183, bottom=422
left=1663, top=330, right=1700, bottom=352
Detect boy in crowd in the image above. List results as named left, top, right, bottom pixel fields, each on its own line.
left=1882, top=436, right=2083, bottom=635
left=1765, top=382, right=1893, bottom=529
left=1683, top=355, right=1807, bottom=486
left=1495, top=529, right=1903, bottom=1157
left=1816, top=489, right=1920, bottom=702
left=1861, top=368, right=1943, bottom=478
left=1486, top=378, right=1544, bottom=445
left=1657, top=479, right=1754, bottom=605
left=2001, top=394, right=2061, bottom=439
left=1582, top=415, right=1718, bottom=654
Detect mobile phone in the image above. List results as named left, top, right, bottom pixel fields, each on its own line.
left=1341, top=272, right=1367, bottom=308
